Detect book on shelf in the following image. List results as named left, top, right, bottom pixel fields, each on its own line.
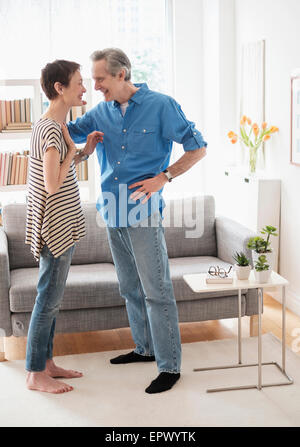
left=14, top=99, right=21, bottom=122
left=0, top=98, right=32, bottom=133
left=205, top=273, right=234, bottom=284
left=0, top=101, right=3, bottom=131
left=0, top=150, right=29, bottom=186
left=75, top=159, right=88, bottom=181
left=0, top=101, right=6, bottom=129
left=20, top=100, right=26, bottom=123
left=5, top=101, right=11, bottom=124
left=68, top=105, right=86, bottom=122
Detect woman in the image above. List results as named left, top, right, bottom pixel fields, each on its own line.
left=25, top=60, right=103, bottom=393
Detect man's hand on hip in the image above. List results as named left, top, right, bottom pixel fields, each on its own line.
left=129, top=173, right=168, bottom=204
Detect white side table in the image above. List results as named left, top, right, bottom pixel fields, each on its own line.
left=183, top=271, right=293, bottom=393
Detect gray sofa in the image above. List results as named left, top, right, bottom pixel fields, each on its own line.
left=0, top=195, right=258, bottom=349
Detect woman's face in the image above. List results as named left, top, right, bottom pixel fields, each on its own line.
left=62, top=70, right=86, bottom=107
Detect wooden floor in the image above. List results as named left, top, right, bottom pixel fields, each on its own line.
left=4, top=294, right=300, bottom=360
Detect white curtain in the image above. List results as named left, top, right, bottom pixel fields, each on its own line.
left=0, top=0, right=169, bottom=93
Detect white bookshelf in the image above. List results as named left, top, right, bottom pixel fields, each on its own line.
left=0, top=78, right=97, bottom=202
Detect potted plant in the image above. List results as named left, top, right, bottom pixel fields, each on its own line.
left=254, top=255, right=271, bottom=283
left=247, top=225, right=278, bottom=270
left=232, top=251, right=251, bottom=280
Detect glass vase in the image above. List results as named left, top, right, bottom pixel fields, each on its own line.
left=249, top=146, right=258, bottom=174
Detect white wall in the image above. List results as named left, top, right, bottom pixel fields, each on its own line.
left=201, top=0, right=236, bottom=199
left=235, top=0, right=300, bottom=314
left=164, top=0, right=205, bottom=200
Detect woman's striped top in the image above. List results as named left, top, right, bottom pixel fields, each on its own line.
left=25, top=118, right=85, bottom=261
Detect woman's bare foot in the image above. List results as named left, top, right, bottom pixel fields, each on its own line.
left=45, top=359, right=83, bottom=379
left=26, top=371, right=73, bottom=394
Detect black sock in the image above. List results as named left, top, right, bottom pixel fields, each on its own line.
left=145, top=372, right=181, bottom=394
left=110, top=350, right=155, bottom=364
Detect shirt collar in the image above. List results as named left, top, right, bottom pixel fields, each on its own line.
left=113, top=83, right=149, bottom=108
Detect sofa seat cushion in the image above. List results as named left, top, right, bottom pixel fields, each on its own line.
left=169, top=256, right=248, bottom=301
left=10, top=263, right=123, bottom=313
left=10, top=256, right=248, bottom=313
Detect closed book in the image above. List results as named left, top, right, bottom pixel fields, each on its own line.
left=2, top=128, right=31, bottom=133
left=0, top=152, right=7, bottom=186
left=6, top=122, right=32, bottom=128
left=205, top=273, right=233, bottom=284
left=5, top=101, right=11, bottom=123
left=0, top=100, right=3, bottom=131
left=7, top=153, right=13, bottom=185
left=15, top=155, right=21, bottom=184
left=14, top=100, right=21, bottom=122
left=11, top=101, right=15, bottom=123
left=20, top=100, right=26, bottom=123
left=10, top=152, right=19, bottom=185
left=18, top=156, right=26, bottom=184
left=83, top=159, right=88, bottom=180
left=24, top=156, right=29, bottom=184
left=3, top=153, right=10, bottom=186
left=25, top=98, right=32, bottom=123
left=1, top=100, right=6, bottom=128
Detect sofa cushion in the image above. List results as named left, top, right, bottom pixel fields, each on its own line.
left=3, top=203, right=113, bottom=269
left=3, top=204, right=36, bottom=269
left=163, top=196, right=217, bottom=258
left=9, top=256, right=245, bottom=313
left=70, top=203, right=113, bottom=265
left=9, top=263, right=122, bottom=313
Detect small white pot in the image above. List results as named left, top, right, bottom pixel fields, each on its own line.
left=254, top=269, right=271, bottom=283
left=252, top=249, right=274, bottom=270
left=235, top=264, right=251, bottom=280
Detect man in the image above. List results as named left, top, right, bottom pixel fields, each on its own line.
left=68, top=48, right=207, bottom=394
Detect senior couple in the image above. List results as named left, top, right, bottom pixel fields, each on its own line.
left=25, top=48, right=207, bottom=394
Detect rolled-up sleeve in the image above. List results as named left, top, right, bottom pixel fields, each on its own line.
left=161, top=97, right=207, bottom=151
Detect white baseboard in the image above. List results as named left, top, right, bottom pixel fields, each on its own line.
left=267, top=287, right=300, bottom=318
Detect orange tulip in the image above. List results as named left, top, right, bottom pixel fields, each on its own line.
left=252, top=123, right=259, bottom=135
left=261, top=122, right=267, bottom=129
left=231, top=136, right=238, bottom=144
left=263, top=134, right=271, bottom=141
left=241, top=115, right=247, bottom=124
left=270, top=126, right=279, bottom=133
left=247, top=117, right=252, bottom=125
left=228, top=131, right=235, bottom=139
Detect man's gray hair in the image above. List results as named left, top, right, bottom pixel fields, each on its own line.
left=90, top=48, right=131, bottom=81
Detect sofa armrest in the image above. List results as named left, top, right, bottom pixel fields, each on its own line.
left=215, top=216, right=256, bottom=266
left=0, top=227, right=12, bottom=336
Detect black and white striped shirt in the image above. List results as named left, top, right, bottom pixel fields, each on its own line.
left=25, top=118, right=85, bottom=261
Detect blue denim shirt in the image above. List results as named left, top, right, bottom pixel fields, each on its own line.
left=68, top=83, right=207, bottom=227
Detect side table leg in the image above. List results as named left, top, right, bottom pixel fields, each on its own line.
left=258, top=288, right=263, bottom=390
left=238, top=289, right=242, bottom=364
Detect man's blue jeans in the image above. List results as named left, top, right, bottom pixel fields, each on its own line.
left=26, top=244, right=75, bottom=372
left=106, top=213, right=181, bottom=374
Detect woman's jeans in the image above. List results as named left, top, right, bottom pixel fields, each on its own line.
left=26, top=244, right=75, bottom=372
left=106, top=213, right=181, bottom=374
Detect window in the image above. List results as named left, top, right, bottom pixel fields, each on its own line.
left=0, top=0, right=172, bottom=94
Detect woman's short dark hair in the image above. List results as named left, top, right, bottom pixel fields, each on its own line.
left=41, top=60, right=81, bottom=100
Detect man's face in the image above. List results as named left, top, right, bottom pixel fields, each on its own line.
left=92, top=59, right=124, bottom=102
